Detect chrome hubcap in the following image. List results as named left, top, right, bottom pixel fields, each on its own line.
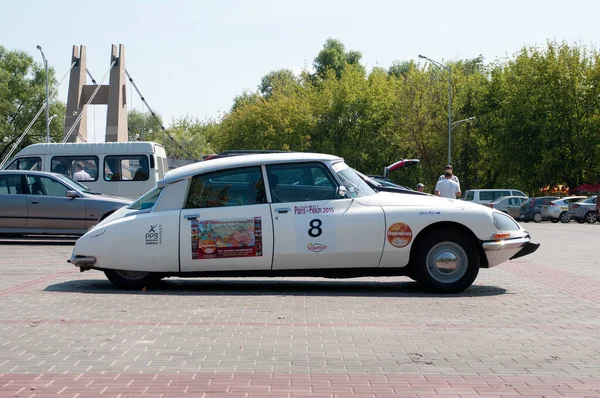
left=115, top=270, right=150, bottom=280
left=426, top=242, right=468, bottom=283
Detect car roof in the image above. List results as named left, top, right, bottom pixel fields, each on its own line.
left=0, top=170, right=65, bottom=178
left=160, top=152, right=342, bottom=187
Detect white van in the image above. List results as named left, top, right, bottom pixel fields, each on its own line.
left=1, top=142, right=169, bottom=199
left=463, top=189, right=527, bottom=205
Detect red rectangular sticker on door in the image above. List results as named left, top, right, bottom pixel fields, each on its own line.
left=191, top=217, right=263, bottom=259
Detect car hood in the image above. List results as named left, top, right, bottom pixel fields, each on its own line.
left=355, top=192, right=487, bottom=211
left=82, top=193, right=132, bottom=205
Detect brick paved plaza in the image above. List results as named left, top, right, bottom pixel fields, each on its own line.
left=0, top=223, right=599, bottom=397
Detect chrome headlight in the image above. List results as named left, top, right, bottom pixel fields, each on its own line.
left=493, top=212, right=520, bottom=231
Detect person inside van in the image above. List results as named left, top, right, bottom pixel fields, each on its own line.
left=73, top=162, right=92, bottom=181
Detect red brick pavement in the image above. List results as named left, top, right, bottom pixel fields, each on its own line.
left=1, top=373, right=599, bottom=397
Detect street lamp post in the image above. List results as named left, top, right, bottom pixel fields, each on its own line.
left=451, top=117, right=476, bottom=131
left=418, top=54, right=452, bottom=164
left=36, top=45, right=50, bottom=143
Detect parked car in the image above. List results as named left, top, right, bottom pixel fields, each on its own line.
left=568, top=196, right=598, bottom=223
left=69, top=152, right=539, bottom=294
left=542, top=196, right=588, bottom=223
left=463, top=189, right=528, bottom=205
left=0, top=170, right=132, bottom=236
left=487, top=196, right=526, bottom=218
left=520, top=196, right=559, bottom=222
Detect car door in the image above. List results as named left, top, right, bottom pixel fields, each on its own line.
left=0, top=174, right=28, bottom=230
left=506, top=198, right=522, bottom=218
left=266, top=161, right=385, bottom=270
left=179, top=166, right=274, bottom=272
left=25, top=174, right=87, bottom=232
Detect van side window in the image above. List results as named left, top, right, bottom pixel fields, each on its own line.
left=496, top=190, right=511, bottom=199
left=104, top=155, right=149, bottom=182
left=157, top=157, right=164, bottom=180
left=479, top=191, right=494, bottom=201
left=6, top=157, right=41, bottom=171
left=51, top=156, right=99, bottom=181
left=465, top=191, right=474, bottom=200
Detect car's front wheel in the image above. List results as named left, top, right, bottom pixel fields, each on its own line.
left=533, top=212, right=542, bottom=223
left=559, top=211, right=570, bottom=223
left=104, top=269, right=161, bottom=290
left=413, top=229, right=480, bottom=294
left=585, top=212, right=597, bottom=224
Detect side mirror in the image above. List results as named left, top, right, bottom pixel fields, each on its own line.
left=337, top=186, right=348, bottom=198
left=66, top=190, right=78, bottom=199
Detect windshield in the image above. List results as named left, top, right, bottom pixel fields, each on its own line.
left=128, top=187, right=162, bottom=210
left=332, top=162, right=375, bottom=198
left=54, top=174, right=100, bottom=195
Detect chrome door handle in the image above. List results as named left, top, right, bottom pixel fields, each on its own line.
left=275, top=207, right=291, bottom=214
left=184, top=214, right=199, bottom=220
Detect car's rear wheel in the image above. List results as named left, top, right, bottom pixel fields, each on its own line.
left=559, top=211, right=570, bottom=223
left=585, top=212, right=597, bottom=224
left=533, top=212, right=542, bottom=223
left=413, top=229, right=480, bottom=294
left=104, top=269, right=161, bottom=290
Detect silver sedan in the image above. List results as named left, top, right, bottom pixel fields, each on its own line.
left=0, top=170, right=132, bottom=236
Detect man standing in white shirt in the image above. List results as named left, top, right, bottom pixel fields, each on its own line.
left=434, top=171, right=461, bottom=199
left=438, top=164, right=460, bottom=187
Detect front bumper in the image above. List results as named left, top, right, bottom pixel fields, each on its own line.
left=482, top=237, right=539, bottom=267
left=68, top=256, right=97, bottom=267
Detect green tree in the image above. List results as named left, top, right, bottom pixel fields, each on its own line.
left=0, top=45, right=65, bottom=161
left=314, top=38, right=365, bottom=79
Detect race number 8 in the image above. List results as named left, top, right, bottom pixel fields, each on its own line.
left=308, top=219, right=322, bottom=237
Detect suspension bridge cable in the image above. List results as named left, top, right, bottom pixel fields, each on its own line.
left=63, top=60, right=116, bottom=143
left=125, top=69, right=199, bottom=161
left=0, top=61, right=77, bottom=169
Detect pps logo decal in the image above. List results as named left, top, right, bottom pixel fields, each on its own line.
left=145, top=224, right=163, bottom=245
left=386, top=222, right=413, bottom=248
left=307, top=242, right=328, bottom=253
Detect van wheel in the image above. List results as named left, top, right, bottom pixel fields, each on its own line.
left=413, top=229, right=480, bottom=294
left=104, top=269, right=161, bottom=290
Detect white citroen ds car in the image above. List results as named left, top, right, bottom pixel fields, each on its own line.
left=69, top=153, right=539, bottom=293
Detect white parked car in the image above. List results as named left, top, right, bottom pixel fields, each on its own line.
left=69, top=153, right=539, bottom=294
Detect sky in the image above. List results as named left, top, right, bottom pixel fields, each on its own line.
left=2, top=0, right=599, bottom=142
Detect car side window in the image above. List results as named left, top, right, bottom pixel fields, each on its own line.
left=265, top=163, right=337, bottom=203
left=0, top=174, right=24, bottom=194
left=185, top=166, right=266, bottom=209
left=465, top=191, right=474, bottom=200
left=27, top=176, right=69, bottom=197
left=6, top=157, right=41, bottom=171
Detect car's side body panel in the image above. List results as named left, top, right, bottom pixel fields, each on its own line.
left=179, top=204, right=274, bottom=272
left=271, top=199, right=385, bottom=270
